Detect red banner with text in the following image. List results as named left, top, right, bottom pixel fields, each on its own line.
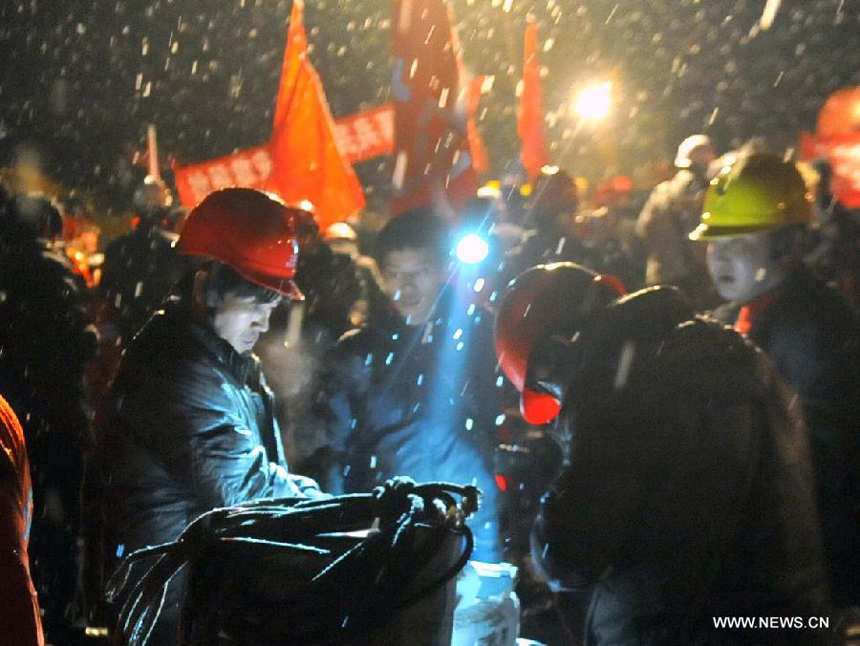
left=333, top=103, right=394, bottom=165
left=174, top=104, right=395, bottom=209
left=173, top=144, right=274, bottom=208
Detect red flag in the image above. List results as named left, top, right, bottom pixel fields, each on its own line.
left=518, top=18, right=549, bottom=184
left=390, top=0, right=478, bottom=216
left=267, top=0, right=365, bottom=229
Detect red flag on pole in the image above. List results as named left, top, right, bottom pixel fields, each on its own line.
left=267, top=0, right=365, bottom=229
left=518, top=17, right=549, bottom=184
left=147, top=124, right=162, bottom=181
left=390, top=0, right=478, bottom=217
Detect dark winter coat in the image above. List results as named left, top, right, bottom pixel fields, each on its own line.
left=713, top=264, right=860, bottom=605
left=99, top=218, right=189, bottom=344
left=502, top=226, right=589, bottom=287
left=534, top=287, right=832, bottom=645
left=320, top=291, right=503, bottom=561
left=96, top=299, right=316, bottom=643
left=0, top=236, right=95, bottom=478
left=503, top=226, right=641, bottom=295
left=0, top=229, right=96, bottom=640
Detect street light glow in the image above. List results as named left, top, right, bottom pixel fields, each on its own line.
left=575, top=82, right=612, bottom=121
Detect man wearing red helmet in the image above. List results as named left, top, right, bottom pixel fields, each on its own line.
left=91, top=188, right=323, bottom=644
left=495, top=263, right=833, bottom=644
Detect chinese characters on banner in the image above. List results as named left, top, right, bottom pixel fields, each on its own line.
left=174, top=105, right=394, bottom=209
left=174, top=145, right=274, bottom=207
left=800, top=131, right=860, bottom=208
left=333, top=104, right=394, bottom=164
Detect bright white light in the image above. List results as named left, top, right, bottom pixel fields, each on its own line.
left=456, top=233, right=490, bottom=264
left=575, top=82, right=612, bottom=121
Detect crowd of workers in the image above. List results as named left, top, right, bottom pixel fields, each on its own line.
left=1, top=119, right=859, bottom=645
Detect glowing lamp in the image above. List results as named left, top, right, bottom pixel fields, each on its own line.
left=575, top=82, right=612, bottom=122
left=455, top=233, right=490, bottom=265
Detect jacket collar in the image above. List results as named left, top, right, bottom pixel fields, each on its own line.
left=368, top=285, right=456, bottom=333
left=163, top=299, right=261, bottom=387
left=741, top=263, right=814, bottom=338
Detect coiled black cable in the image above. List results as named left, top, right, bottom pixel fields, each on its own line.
left=107, top=478, right=479, bottom=645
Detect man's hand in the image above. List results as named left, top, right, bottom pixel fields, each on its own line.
left=288, top=473, right=329, bottom=499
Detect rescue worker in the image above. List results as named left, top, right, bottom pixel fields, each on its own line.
left=691, top=153, right=860, bottom=606
left=637, top=134, right=721, bottom=310
left=495, top=262, right=833, bottom=644
left=99, top=175, right=190, bottom=346
left=0, top=392, right=45, bottom=646
left=0, top=192, right=96, bottom=643
left=503, top=166, right=587, bottom=283
left=505, top=166, right=638, bottom=293
left=313, top=220, right=382, bottom=333
left=571, top=207, right=642, bottom=293
left=320, top=208, right=503, bottom=561
left=94, top=188, right=324, bottom=644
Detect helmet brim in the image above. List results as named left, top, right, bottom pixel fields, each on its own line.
left=689, top=221, right=794, bottom=241
left=521, top=387, right=562, bottom=425
left=235, top=266, right=304, bottom=301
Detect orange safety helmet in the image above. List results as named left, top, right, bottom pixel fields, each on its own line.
left=178, top=187, right=310, bottom=300
left=494, top=263, right=625, bottom=425
left=816, top=86, right=860, bottom=138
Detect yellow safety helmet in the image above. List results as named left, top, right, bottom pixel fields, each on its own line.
left=689, top=153, right=811, bottom=241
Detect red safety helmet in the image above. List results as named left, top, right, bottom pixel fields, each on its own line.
left=494, top=263, right=625, bottom=425
left=816, top=86, right=860, bottom=138
left=178, top=188, right=310, bottom=300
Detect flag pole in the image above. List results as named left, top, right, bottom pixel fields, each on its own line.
left=147, top=124, right=161, bottom=181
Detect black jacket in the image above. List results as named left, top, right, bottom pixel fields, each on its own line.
left=96, top=299, right=315, bottom=642
left=99, top=219, right=189, bottom=344
left=320, top=292, right=503, bottom=561
left=713, top=264, right=860, bottom=605
left=101, top=300, right=314, bottom=553
left=0, top=229, right=96, bottom=640
left=534, top=288, right=832, bottom=645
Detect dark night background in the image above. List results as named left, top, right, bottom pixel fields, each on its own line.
left=1, top=0, right=858, bottom=213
